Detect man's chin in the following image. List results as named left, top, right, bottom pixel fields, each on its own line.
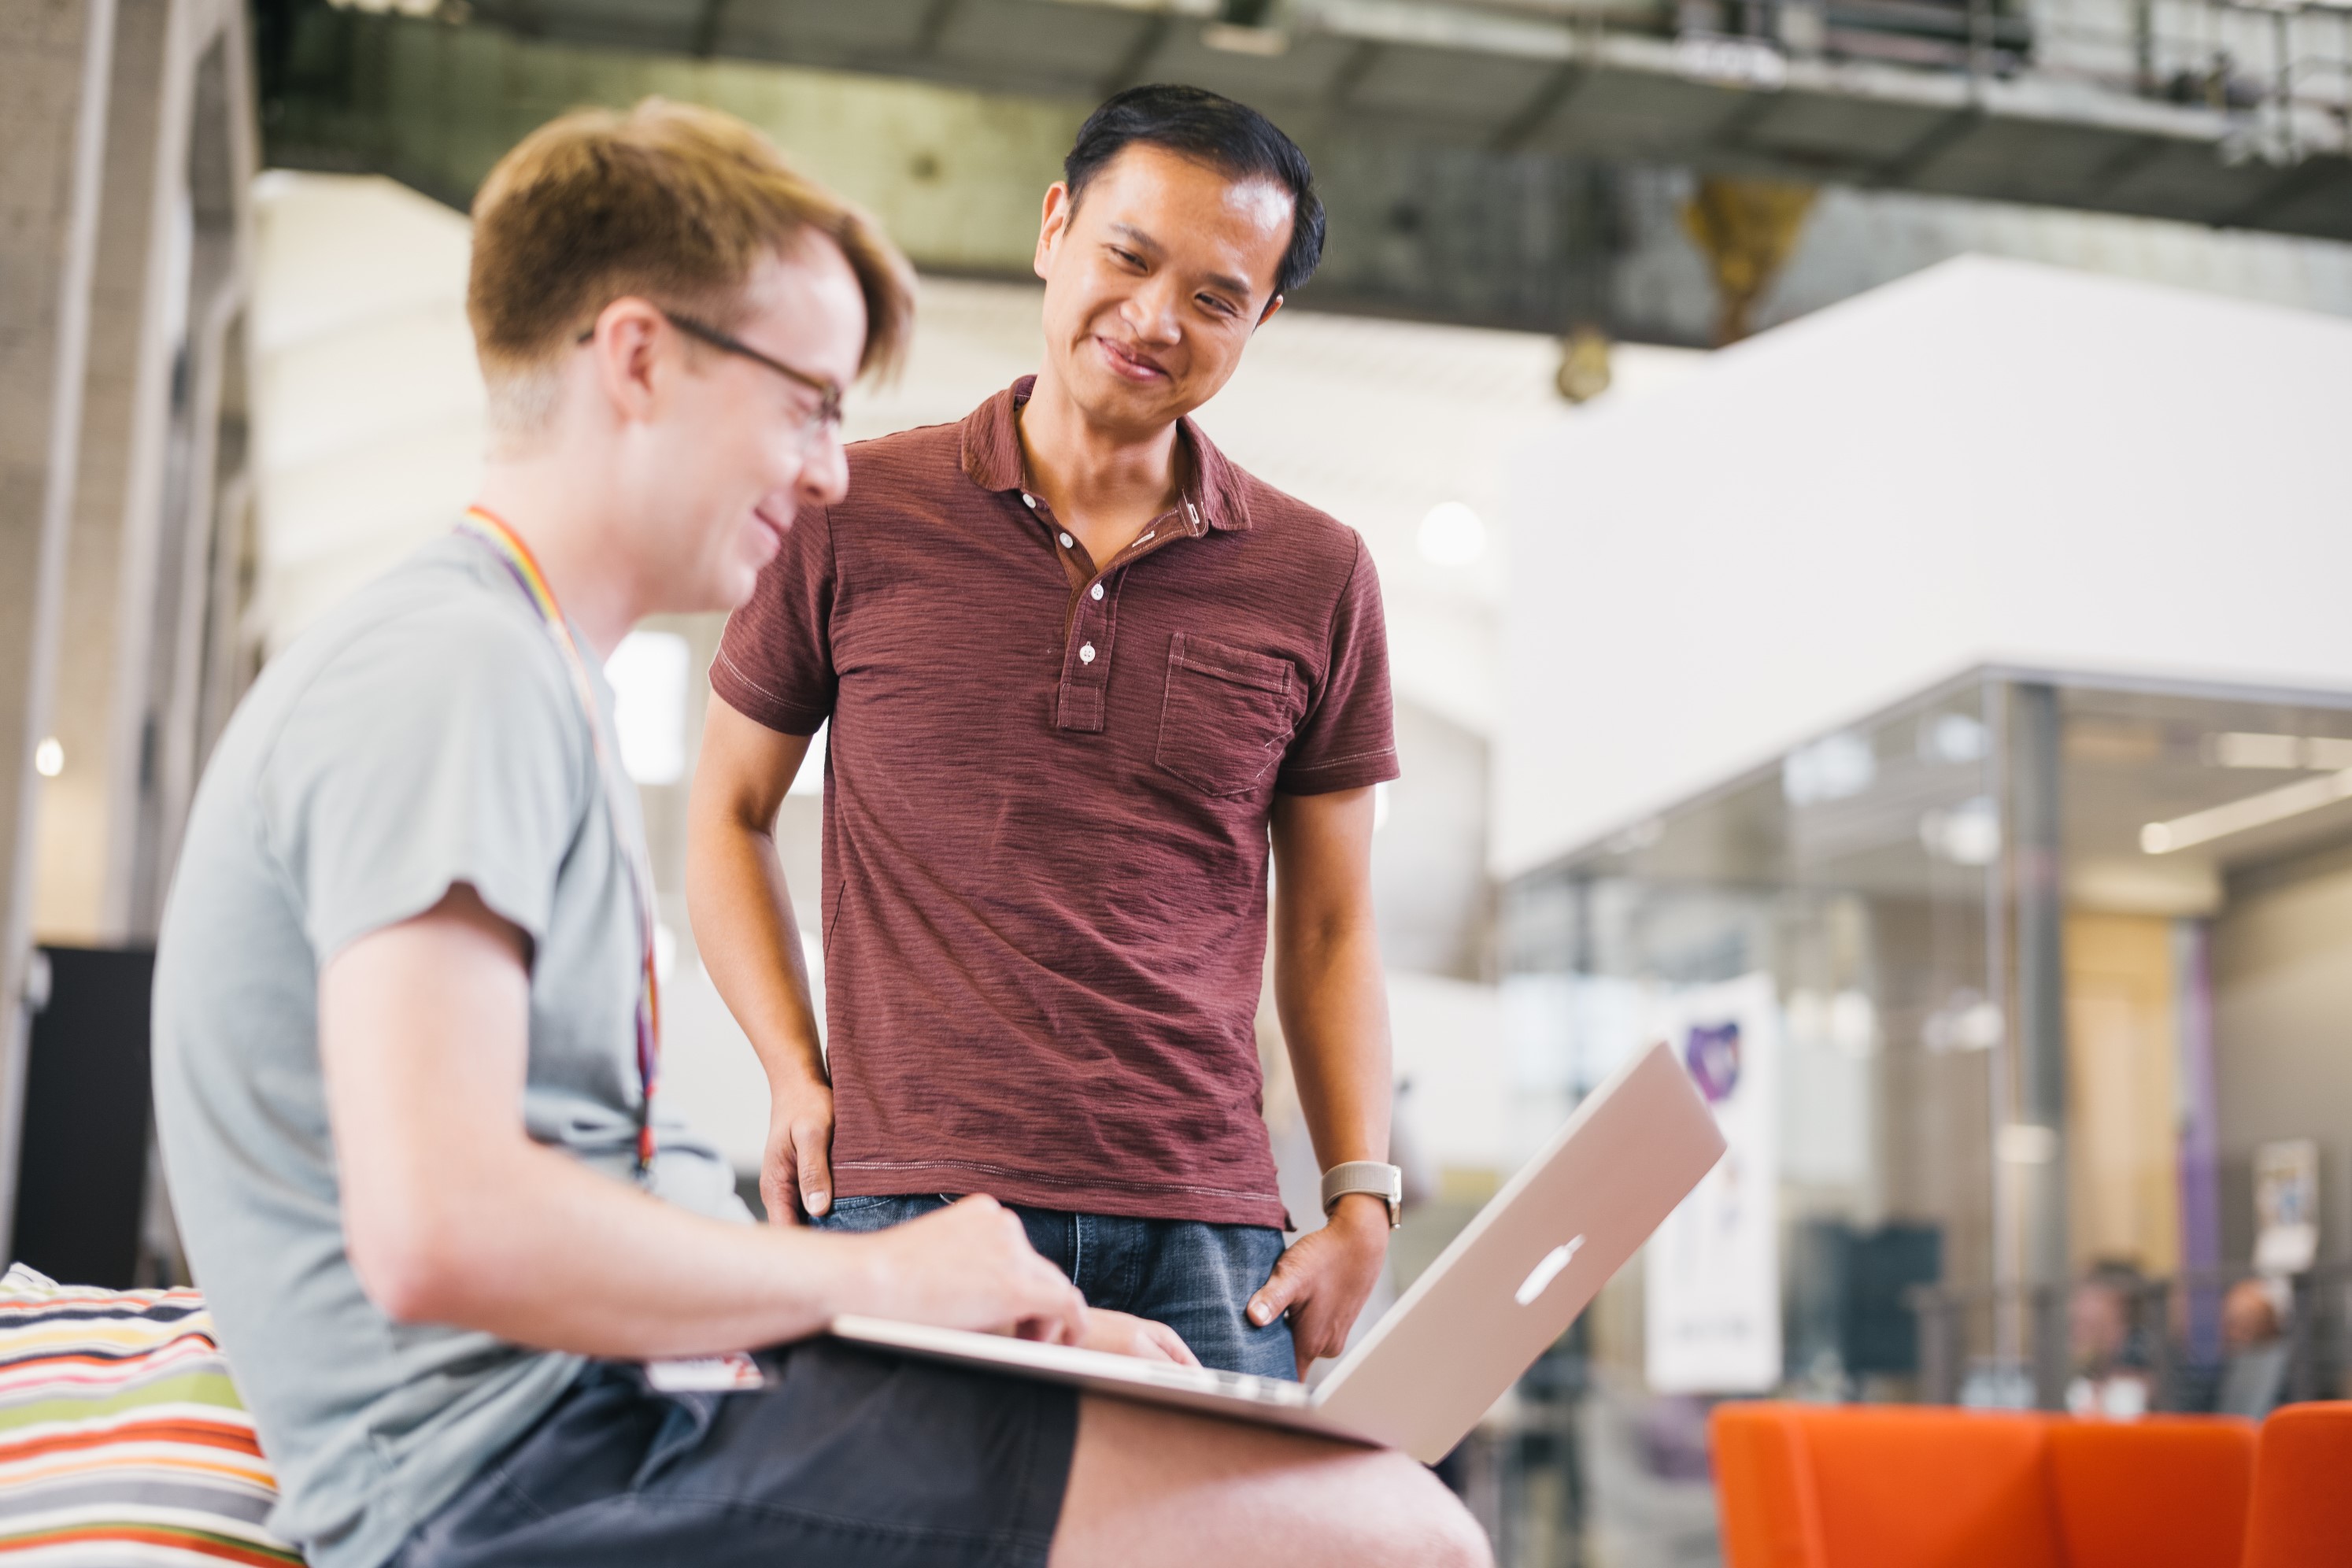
left=656, top=557, right=767, bottom=619
left=1070, top=362, right=1188, bottom=428
left=717, top=557, right=768, bottom=612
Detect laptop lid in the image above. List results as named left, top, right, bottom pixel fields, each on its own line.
left=1309, top=1038, right=1725, bottom=1463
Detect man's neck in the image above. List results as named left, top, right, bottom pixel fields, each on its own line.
left=472, top=457, right=649, bottom=660
left=1017, top=365, right=1187, bottom=558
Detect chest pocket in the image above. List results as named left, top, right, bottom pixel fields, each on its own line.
left=1155, top=632, right=1297, bottom=797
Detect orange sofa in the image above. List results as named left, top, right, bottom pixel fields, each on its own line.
left=1710, top=1403, right=2258, bottom=1568
left=2242, top=1403, right=2352, bottom=1568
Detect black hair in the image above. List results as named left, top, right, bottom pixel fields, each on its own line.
left=1063, top=83, right=1325, bottom=300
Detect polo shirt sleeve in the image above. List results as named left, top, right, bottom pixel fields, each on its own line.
left=710, top=501, right=837, bottom=735
left=1278, top=534, right=1402, bottom=796
left=261, top=608, right=586, bottom=965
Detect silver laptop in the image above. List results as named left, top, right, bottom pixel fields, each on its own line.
left=831, top=1037, right=1725, bottom=1463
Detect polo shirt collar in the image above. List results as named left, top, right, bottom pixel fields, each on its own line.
left=961, top=375, right=1255, bottom=534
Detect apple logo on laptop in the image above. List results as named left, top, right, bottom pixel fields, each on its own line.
left=1514, top=1236, right=1585, bottom=1306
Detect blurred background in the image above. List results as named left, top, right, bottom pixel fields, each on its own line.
left=4, top=0, right=2351, bottom=1562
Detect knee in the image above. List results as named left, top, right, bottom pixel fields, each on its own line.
left=1418, top=1488, right=1493, bottom=1568
left=1361, top=1458, right=1492, bottom=1568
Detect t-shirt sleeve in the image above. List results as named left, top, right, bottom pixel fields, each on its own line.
left=261, top=608, right=588, bottom=965
left=1278, top=534, right=1401, bottom=796
left=709, top=502, right=836, bottom=735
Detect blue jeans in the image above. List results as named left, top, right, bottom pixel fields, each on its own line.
left=814, top=1195, right=1297, bottom=1379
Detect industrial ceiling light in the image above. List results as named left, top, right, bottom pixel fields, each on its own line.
left=2201, top=731, right=2352, bottom=771
left=1417, top=501, right=1486, bottom=566
left=2141, top=767, right=2352, bottom=854
left=33, top=738, right=63, bottom=778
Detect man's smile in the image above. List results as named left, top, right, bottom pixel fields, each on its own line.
left=1096, top=335, right=1171, bottom=383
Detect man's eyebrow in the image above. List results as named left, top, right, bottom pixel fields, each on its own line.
left=1106, top=222, right=1163, bottom=256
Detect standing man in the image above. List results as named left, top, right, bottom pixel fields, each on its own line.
left=153, top=99, right=1485, bottom=1568
left=690, top=85, right=1403, bottom=1379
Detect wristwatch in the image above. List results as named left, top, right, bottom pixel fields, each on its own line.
left=1321, top=1160, right=1405, bottom=1229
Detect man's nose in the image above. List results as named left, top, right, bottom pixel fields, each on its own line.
left=800, top=430, right=850, bottom=505
left=1124, top=276, right=1184, bottom=345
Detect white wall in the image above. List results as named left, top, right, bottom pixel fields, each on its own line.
left=250, top=172, right=483, bottom=649
left=1388, top=972, right=1508, bottom=1175
left=1498, top=255, right=2352, bottom=875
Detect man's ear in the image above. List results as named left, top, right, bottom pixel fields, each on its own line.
left=587, top=297, right=668, bottom=424
left=1034, top=181, right=1074, bottom=282
left=1256, top=293, right=1285, bottom=329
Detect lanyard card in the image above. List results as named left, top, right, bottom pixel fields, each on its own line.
left=643, top=1352, right=768, bottom=1393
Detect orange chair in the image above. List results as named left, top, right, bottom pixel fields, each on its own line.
left=1711, top=1403, right=2257, bottom=1568
left=2242, top=1402, right=2352, bottom=1568
left=2046, top=1416, right=2257, bottom=1568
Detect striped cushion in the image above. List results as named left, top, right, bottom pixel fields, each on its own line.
left=0, top=1265, right=299, bottom=1563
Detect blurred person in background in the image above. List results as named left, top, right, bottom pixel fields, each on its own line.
left=2215, top=1275, right=2293, bottom=1419
left=153, top=98, right=1484, bottom=1568
left=690, top=85, right=1403, bottom=1381
left=2066, top=1262, right=2156, bottom=1419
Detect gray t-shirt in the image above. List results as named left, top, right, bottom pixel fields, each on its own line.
left=153, top=535, right=745, bottom=1568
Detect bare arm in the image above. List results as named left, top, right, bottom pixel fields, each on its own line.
left=1246, top=786, right=1394, bottom=1373
left=320, top=882, right=1086, bottom=1356
left=1268, top=788, right=1392, bottom=1177
left=685, top=696, right=834, bottom=1222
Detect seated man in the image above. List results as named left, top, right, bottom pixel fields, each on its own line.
left=150, top=100, right=1486, bottom=1568
left=2215, top=1275, right=2291, bottom=1419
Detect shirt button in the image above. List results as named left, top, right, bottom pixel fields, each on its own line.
left=1079, top=642, right=1096, bottom=664
left=1022, top=493, right=1037, bottom=508
left=1058, top=531, right=1074, bottom=549
left=1090, top=582, right=1104, bottom=601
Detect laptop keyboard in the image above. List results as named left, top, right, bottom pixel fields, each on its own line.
left=1129, top=1359, right=1313, bottom=1407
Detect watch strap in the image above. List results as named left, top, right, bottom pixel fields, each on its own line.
left=1321, top=1160, right=1404, bottom=1228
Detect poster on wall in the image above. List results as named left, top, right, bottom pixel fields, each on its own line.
left=2254, top=1139, right=2319, bottom=1276
left=1644, top=971, right=1783, bottom=1394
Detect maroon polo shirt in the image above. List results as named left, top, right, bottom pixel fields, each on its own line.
left=711, top=377, right=1398, bottom=1227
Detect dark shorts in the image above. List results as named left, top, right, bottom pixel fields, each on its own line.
left=814, top=1194, right=1297, bottom=1379
left=389, top=1340, right=1079, bottom=1568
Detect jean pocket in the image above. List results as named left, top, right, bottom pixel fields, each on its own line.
left=1154, top=633, right=1296, bottom=797
left=815, top=1194, right=948, bottom=1233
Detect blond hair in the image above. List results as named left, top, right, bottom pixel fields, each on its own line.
left=468, top=98, right=915, bottom=439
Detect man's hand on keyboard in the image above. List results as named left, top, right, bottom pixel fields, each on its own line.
left=1079, top=1310, right=1200, bottom=1366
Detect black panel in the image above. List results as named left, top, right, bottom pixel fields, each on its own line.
left=1791, top=1217, right=1945, bottom=1378
left=12, top=947, right=156, bottom=1289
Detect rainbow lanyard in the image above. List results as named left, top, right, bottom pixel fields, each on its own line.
left=458, top=506, right=662, bottom=1178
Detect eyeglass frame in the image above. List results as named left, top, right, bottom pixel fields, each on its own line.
left=575, top=306, right=845, bottom=433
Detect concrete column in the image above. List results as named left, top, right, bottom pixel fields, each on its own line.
left=33, top=0, right=171, bottom=946
left=2001, top=679, right=2073, bottom=1406
left=32, top=0, right=258, bottom=945
left=2, top=0, right=120, bottom=1252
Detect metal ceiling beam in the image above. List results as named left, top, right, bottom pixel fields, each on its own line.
left=1324, top=37, right=1383, bottom=111
left=1488, top=60, right=1588, bottom=153
left=1098, top=13, right=1173, bottom=97
left=415, top=0, right=2352, bottom=241
left=1872, top=103, right=1986, bottom=187
left=2225, top=155, right=2352, bottom=228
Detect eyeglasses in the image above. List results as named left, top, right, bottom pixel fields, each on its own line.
left=576, top=308, right=845, bottom=434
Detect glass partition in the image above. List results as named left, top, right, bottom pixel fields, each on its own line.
left=1501, top=675, right=2005, bottom=1407
left=1489, top=668, right=2352, bottom=1563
